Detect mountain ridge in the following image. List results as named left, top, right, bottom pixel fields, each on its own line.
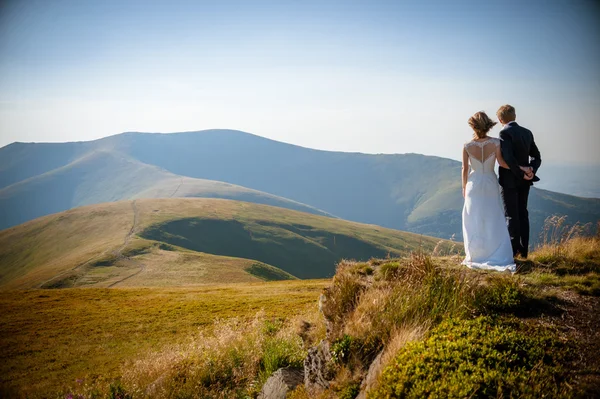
left=1, top=129, right=598, bottom=241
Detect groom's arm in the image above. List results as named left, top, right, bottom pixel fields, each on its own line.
left=499, top=130, right=525, bottom=179
left=529, top=133, right=541, bottom=174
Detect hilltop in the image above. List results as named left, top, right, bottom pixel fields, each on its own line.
left=2, top=130, right=598, bottom=240
left=0, top=198, right=450, bottom=289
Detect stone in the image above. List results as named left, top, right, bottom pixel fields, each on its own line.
left=304, top=340, right=334, bottom=392
left=356, top=351, right=383, bottom=399
left=258, top=367, right=304, bottom=399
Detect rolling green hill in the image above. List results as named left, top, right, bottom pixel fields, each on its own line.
left=0, top=198, right=451, bottom=289
left=0, top=149, right=331, bottom=229
left=1, top=130, right=598, bottom=242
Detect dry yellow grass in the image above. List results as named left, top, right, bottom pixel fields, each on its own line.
left=0, top=280, right=328, bottom=396
left=0, top=201, right=134, bottom=289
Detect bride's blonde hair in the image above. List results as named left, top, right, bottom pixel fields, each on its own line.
left=468, top=111, right=497, bottom=139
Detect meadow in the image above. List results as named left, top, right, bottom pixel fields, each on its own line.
left=1, top=213, right=598, bottom=398
left=0, top=280, right=328, bottom=396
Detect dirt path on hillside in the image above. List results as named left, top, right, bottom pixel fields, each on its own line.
left=170, top=177, right=184, bottom=198
left=108, top=200, right=146, bottom=288
left=38, top=200, right=145, bottom=288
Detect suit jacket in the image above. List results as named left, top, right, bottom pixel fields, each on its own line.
left=499, top=122, right=542, bottom=188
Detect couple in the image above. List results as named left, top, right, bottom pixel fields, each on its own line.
left=461, top=104, right=541, bottom=273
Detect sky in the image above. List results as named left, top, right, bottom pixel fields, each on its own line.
left=0, top=0, right=599, bottom=165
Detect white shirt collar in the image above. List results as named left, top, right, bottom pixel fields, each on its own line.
left=503, top=121, right=516, bottom=128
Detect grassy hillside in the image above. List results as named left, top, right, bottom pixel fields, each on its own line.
left=0, top=149, right=331, bottom=230
left=0, top=280, right=329, bottom=397
left=0, top=198, right=450, bottom=289
left=2, top=237, right=597, bottom=398
left=3, top=130, right=597, bottom=242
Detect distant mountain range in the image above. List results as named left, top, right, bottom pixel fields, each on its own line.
left=533, top=163, right=600, bottom=199
left=1, top=129, right=599, bottom=242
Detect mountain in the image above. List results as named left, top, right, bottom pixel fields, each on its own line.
left=0, top=198, right=449, bottom=289
left=1, top=130, right=599, bottom=241
left=0, top=148, right=331, bottom=229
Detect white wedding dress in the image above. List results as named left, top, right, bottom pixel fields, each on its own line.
left=462, top=138, right=516, bottom=272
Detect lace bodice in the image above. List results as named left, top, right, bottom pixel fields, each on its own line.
left=465, top=138, right=500, bottom=174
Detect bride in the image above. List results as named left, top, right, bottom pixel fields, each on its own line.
left=461, top=111, right=521, bottom=272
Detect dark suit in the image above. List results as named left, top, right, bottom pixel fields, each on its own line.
left=499, top=122, right=541, bottom=258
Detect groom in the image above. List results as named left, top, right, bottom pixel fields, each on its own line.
left=497, top=104, right=541, bottom=259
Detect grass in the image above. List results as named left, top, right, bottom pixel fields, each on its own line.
left=292, top=235, right=600, bottom=398
left=0, top=279, right=328, bottom=397
left=2, top=217, right=597, bottom=397
left=519, top=222, right=600, bottom=296
left=0, top=198, right=455, bottom=289
left=245, top=262, right=296, bottom=281
left=117, top=313, right=307, bottom=399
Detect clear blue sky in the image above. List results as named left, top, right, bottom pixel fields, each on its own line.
left=1, top=0, right=599, bottom=164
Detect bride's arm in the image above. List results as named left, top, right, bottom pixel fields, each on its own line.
left=462, top=146, right=469, bottom=197
left=495, top=144, right=510, bottom=169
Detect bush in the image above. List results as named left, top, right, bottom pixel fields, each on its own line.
left=370, top=316, right=571, bottom=399
left=339, top=382, right=360, bottom=399
left=473, top=275, right=524, bottom=314
left=259, top=336, right=305, bottom=382
left=321, top=261, right=366, bottom=337
left=331, top=334, right=354, bottom=364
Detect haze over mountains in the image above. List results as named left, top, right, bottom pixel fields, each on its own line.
left=1, top=129, right=599, bottom=242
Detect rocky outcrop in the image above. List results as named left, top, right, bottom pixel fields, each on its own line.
left=258, top=367, right=304, bottom=399
left=356, top=351, right=383, bottom=399
left=304, top=340, right=334, bottom=392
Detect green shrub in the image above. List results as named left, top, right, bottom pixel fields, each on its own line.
left=262, top=319, right=284, bottom=336
left=352, top=263, right=374, bottom=276
left=259, top=336, right=305, bottom=382
left=331, top=334, right=354, bottom=364
left=370, top=316, right=571, bottom=399
left=474, top=276, right=523, bottom=314
left=379, top=261, right=400, bottom=280
left=339, top=382, right=361, bottom=399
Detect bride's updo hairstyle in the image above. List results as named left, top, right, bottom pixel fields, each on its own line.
left=468, top=111, right=497, bottom=139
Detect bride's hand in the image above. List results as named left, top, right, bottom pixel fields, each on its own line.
left=519, top=166, right=533, bottom=173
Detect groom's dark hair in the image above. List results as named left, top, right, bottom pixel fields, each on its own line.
left=497, top=105, right=516, bottom=123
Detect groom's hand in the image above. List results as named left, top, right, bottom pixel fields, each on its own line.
left=523, top=172, right=534, bottom=181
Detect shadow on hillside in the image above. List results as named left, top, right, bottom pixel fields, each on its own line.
left=138, top=218, right=391, bottom=279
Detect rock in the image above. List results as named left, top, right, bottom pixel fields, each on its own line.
left=304, top=340, right=334, bottom=392
left=318, top=290, right=336, bottom=340
left=356, top=351, right=383, bottom=399
left=258, top=367, right=304, bottom=399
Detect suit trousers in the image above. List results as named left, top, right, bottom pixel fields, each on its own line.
left=501, top=185, right=531, bottom=258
